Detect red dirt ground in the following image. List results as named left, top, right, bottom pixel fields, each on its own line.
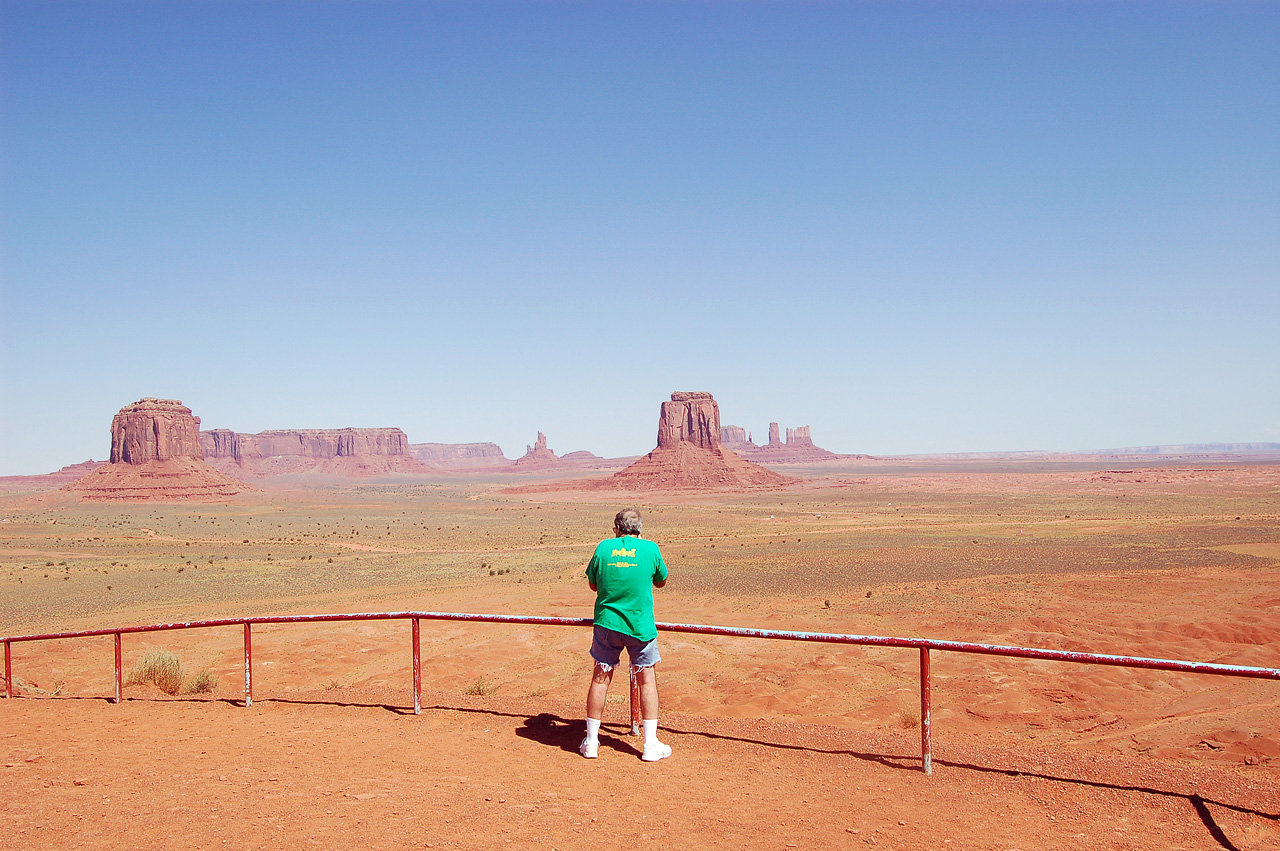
left=3, top=687, right=1278, bottom=851
left=3, top=460, right=1279, bottom=848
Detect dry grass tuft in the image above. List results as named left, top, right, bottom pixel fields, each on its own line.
left=465, top=675, right=497, bottom=696
left=181, top=669, right=218, bottom=694
left=125, top=649, right=184, bottom=695
left=895, top=694, right=920, bottom=729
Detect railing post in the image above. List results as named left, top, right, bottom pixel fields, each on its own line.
left=412, top=617, right=421, bottom=716
left=243, top=622, right=253, bottom=707
left=920, top=646, right=932, bottom=775
left=114, top=633, right=123, bottom=704
left=629, top=666, right=641, bottom=736
left=4, top=640, right=11, bottom=698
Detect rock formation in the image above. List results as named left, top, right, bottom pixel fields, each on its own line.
left=109, top=398, right=206, bottom=463
left=514, top=432, right=561, bottom=468
left=720, top=420, right=839, bottom=462
left=199, top=427, right=431, bottom=477
left=409, top=442, right=509, bottom=468
left=606, top=392, right=789, bottom=490
left=786, top=426, right=814, bottom=447
left=201, top=428, right=412, bottom=462
left=66, top=399, right=245, bottom=500
left=657, top=392, right=722, bottom=450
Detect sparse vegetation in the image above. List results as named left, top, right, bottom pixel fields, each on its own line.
left=895, top=695, right=920, bottom=729
left=182, top=669, right=218, bottom=694
left=465, top=675, right=497, bottom=696
left=125, top=649, right=184, bottom=695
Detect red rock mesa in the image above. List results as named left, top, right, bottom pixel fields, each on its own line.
left=409, top=442, right=509, bottom=468
left=609, top=392, right=788, bottom=490
left=65, top=399, right=245, bottom=500
left=199, top=427, right=431, bottom=477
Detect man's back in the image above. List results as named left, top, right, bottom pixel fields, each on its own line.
left=587, top=534, right=667, bottom=641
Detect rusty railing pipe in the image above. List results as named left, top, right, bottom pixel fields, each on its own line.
left=920, top=647, right=932, bottom=775
left=5, top=610, right=1278, bottom=776
left=114, top=633, right=123, bottom=704
left=412, top=617, right=421, bottom=716
left=243, top=622, right=253, bottom=707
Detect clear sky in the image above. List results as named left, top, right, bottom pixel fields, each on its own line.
left=2, top=1, right=1277, bottom=475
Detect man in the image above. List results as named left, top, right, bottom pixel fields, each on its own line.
left=580, top=507, right=670, bottom=761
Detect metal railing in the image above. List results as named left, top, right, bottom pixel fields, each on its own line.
left=4, top=611, right=1278, bottom=775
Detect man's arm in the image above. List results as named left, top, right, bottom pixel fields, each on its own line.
left=653, top=578, right=666, bottom=588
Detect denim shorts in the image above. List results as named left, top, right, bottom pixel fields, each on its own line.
left=589, top=624, right=661, bottom=671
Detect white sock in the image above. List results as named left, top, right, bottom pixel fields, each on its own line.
left=586, top=717, right=601, bottom=742
left=643, top=718, right=659, bottom=745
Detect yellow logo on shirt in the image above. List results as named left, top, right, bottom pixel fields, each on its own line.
left=611, top=548, right=636, bottom=558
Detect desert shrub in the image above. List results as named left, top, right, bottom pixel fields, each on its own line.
left=895, top=695, right=920, bottom=729
left=465, top=675, right=496, bottom=696
left=182, top=669, right=218, bottom=695
left=125, top=649, right=184, bottom=695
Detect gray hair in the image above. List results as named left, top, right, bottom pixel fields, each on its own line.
left=614, top=508, right=642, bottom=536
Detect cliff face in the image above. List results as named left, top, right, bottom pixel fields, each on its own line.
left=786, top=426, right=815, bottom=448
left=110, top=398, right=204, bottom=464
left=409, top=442, right=509, bottom=468
left=200, top=428, right=411, bottom=461
left=657, top=391, right=721, bottom=450
left=197, top=427, right=430, bottom=478
left=66, top=399, right=244, bottom=501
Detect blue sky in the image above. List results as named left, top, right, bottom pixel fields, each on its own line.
left=2, top=1, right=1277, bottom=474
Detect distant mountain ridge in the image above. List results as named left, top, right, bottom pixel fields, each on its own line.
left=1087, top=443, right=1280, bottom=456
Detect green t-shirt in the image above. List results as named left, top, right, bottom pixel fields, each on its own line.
left=586, top=535, right=668, bottom=641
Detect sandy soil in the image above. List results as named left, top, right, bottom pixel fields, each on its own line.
left=2, top=460, right=1278, bottom=848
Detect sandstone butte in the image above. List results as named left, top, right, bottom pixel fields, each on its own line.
left=199, top=427, right=433, bottom=478
left=603, top=392, right=790, bottom=490
left=513, top=432, right=562, bottom=469
left=721, top=421, right=844, bottom=462
left=64, top=398, right=246, bottom=501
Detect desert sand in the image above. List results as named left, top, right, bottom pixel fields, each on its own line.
left=2, top=457, right=1278, bottom=848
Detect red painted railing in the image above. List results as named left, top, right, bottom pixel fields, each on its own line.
left=4, top=611, right=1279, bottom=775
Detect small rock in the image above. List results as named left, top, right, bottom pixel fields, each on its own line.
left=73, top=778, right=88, bottom=787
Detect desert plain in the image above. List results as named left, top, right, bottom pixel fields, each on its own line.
left=2, top=457, right=1279, bottom=850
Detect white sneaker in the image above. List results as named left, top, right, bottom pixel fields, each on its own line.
left=579, top=737, right=598, bottom=759
left=641, top=740, right=672, bottom=762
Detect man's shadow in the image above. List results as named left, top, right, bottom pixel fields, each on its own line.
left=515, top=711, right=641, bottom=758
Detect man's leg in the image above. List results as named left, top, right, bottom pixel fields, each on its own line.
left=581, top=662, right=613, bottom=758
left=634, top=665, right=670, bottom=761
left=636, top=664, right=659, bottom=720
left=586, top=662, right=614, bottom=720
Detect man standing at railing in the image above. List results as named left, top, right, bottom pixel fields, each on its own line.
left=580, top=507, right=671, bottom=761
